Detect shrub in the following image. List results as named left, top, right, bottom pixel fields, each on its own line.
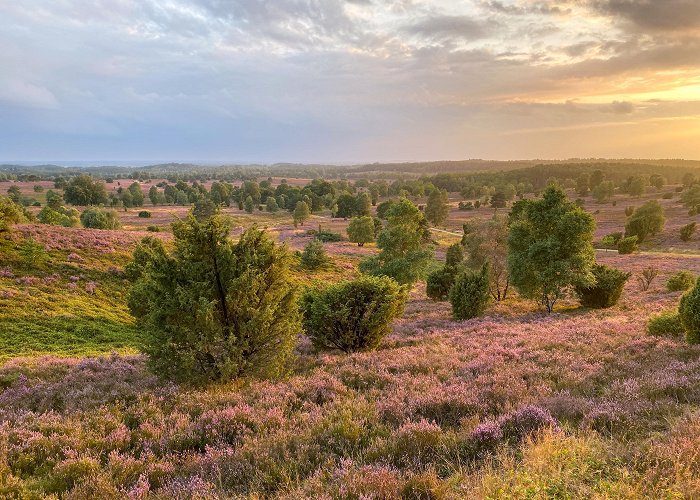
left=449, top=265, right=490, bottom=320
left=662, top=192, right=674, bottom=199
left=647, top=311, right=684, bottom=337
left=80, top=208, right=121, bottom=229
left=617, top=236, right=638, bottom=254
left=38, top=206, right=80, bottom=227
left=667, top=271, right=695, bottom=292
left=347, top=216, right=375, bottom=246
left=301, top=275, right=408, bottom=353
left=445, top=243, right=464, bottom=267
left=146, top=225, right=160, bottom=232
left=426, top=266, right=456, bottom=301
left=301, top=239, right=329, bottom=269
left=0, top=196, right=28, bottom=231
left=128, top=216, right=300, bottom=383
left=624, top=200, right=665, bottom=243
left=574, top=264, right=630, bottom=308
left=624, top=206, right=634, bottom=216
left=600, top=232, right=623, bottom=248
left=680, top=222, right=696, bottom=242
left=138, top=210, right=152, bottom=218
left=308, top=229, right=343, bottom=242
left=637, top=266, right=658, bottom=291
left=680, top=281, right=700, bottom=344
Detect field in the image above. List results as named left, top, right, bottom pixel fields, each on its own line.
left=2, top=175, right=700, bottom=498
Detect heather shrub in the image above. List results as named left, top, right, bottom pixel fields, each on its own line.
left=647, top=311, right=684, bottom=337
left=680, top=222, right=696, bottom=242
left=497, top=405, right=558, bottom=444
left=667, top=271, right=695, bottom=292
left=80, top=208, right=121, bottom=229
left=138, top=210, right=152, bottom=218
left=680, top=281, right=700, bottom=344
left=449, top=265, right=489, bottom=320
left=637, top=266, right=658, bottom=291
left=128, top=215, right=300, bottom=383
left=301, top=239, right=329, bottom=269
left=617, top=236, right=638, bottom=254
left=574, top=264, right=630, bottom=308
left=301, top=275, right=408, bottom=353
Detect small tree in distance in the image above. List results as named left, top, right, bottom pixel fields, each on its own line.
left=293, top=201, right=310, bottom=227
left=425, top=189, right=449, bottom=226
left=347, top=216, right=375, bottom=246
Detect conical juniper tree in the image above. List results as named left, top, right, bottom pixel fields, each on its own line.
left=127, top=212, right=300, bottom=383
left=507, top=185, right=596, bottom=313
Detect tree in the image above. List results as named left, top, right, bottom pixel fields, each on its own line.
left=127, top=217, right=300, bottom=383
left=301, top=239, right=328, bottom=269
left=681, top=222, right=697, bottom=242
left=347, top=216, right=375, bottom=247
left=7, top=185, right=21, bottom=204
left=80, top=208, right=121, bottom=229
left=507, top=186, right=596, bottom=313
left=490, top=190, right=507, bottom=209
left=449, top=265, right=490, bottom=320
left=301, top=275, right=408, bottom=353
left=266, top=197, right=279, bottom=212
left=335, top=193, right=357, bottom=218
left=244, top=195, right=255, bottom=213
left=627, top=176, right=647, bottom=197
left=127, top=182, right=145, bottom=207
left=63, top=175, right=108, bottom=206
left=149, top=186, right=159, bottom=206
left=426, top=243, right=464, bottom=301
left=592, top=181, right=614, bottom=203
left=576, top=174, right=590, bottom=196
left=355, top=192, right=372, bottom=217
left=359, top=198, right=434, bottom=285
left=590, top=170, right=605, bottom=189
left=293, top=201, right=310, bottom=227
left=462, top=216, right=510, bottom=301
left=425, top=189, right=449, bottom=225
left=0, top=196, right=28, bottom=231
left=624, top=200, right=665, bottom=243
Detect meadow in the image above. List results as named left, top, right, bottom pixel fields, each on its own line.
left=2, top=168, right=700, bottom=498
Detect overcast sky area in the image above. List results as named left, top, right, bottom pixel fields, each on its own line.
left=2, top=0, right=700, bottom=163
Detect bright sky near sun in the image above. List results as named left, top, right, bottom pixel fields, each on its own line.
left=1, top=0, right=699, bottom=162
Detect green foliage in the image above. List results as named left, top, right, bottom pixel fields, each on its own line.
left=376, top=200, right=396, bottom=219
left=600, top=232, right=623, bottom=248
left=592, top=181, right=614, bottom=203
left=138, top=210, right=152, bottom=218
left=63, top=175, right=108, bottom=206
left=128, top=216, right=300, bottom=383
left=38, top=206, right=80, bottom=227
left=647, top=311, right=685, bottom=337
left=359, top=198, right=434, bottom=285
left=293, top=201, right=311, bottom=227
left=426, top=266, right=456, bottom=301
left=17, top=238, right=49, bottom=267
left=449, top=265, right=490, bottom=320
left=301, top=239, right=329, bottom=270
left=301, top=275, right=408, bottom=353
left=666, top=271, right=695, bottom=292
left=680, top=280, right=700, bottom=344
left=462, top=216, right=510, bottom=301
left=574, top=264, right=630, bottom=309
left=347, top=216, right=375, bottom=247
left=680, top=222, right=696, bottom=242
left=617, top=236, right=638, bottom=254
left=244, top=195, right=255, bottom=213
left=507, top=186, right=596, bottom=313
left=308, top=228, right=343, bottom=242
left=425, top=189, right=449, bottom=226
left=266, top=197, right=279, bottom=212
left=0, top=196, right=28, bottom=231
left=80, top=208, right=122, bottom=230
left=624, top=200, right=665, bottom=243
left=445, top=243, right=464, bottom=267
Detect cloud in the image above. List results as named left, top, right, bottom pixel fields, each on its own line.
left=591, top=0, right=700, bottom=31
left=404, top=15, right=493, bottom=42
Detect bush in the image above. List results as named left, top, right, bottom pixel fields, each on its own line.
left=347, top=216, right=375, bottom=247
left=307, top=229, right=343, bottom=242
left=624, top=206, right=634, bottom=216
left=662, top=192, right=674, bottom=199
left=301, top=275, right=408, bottom=353
left=128, top=216, right=300, bottom=383
left=38, top=206, right=80, bottom=227
left=600, top=232, right=623, bottom=248
left=301, top=239, right=329, bottom=269
left=146, top=225, right=160, bottom=232
left=449, top=265, right=490, bottom=320
left=138, top=210, right=152, bottom=218
left=574, top=264, right=630, bottom=308
left=680, top=281, right=700, bottom=344
left=647, top=311, right=684, bottom=337
left=426, top=266, right=456, bottom=301
left=680, top=222, right=696, bottom=242
left=617, top=236, right=638, bottom=254
left=667, top=271, right=695, bottom=292
left=637, top=266, right=659, bottom=291
left=624, top=200, right=665, bottom=243
left=80, top=208, right=121, bottom=229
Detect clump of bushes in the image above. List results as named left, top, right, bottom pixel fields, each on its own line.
left=80, top=208, right=121, bottom=229
left=308, top=228, right=343, bottom=242
left=600, top=232, right=623, bottom=249
left=301, top=275, right=408, bottom=353
left=574, top=264, right=630, bottom=308
left=38, top=206, right=80, bottom=227
left=680, top=222, right=696, bottom=242
left=146, top=225, right=160, bottom=232
left=667, top=271, right=695, bottom=292
left=301, top=239, right=329, bottom=269
left=647, top=311, right=684, bottom=337
left=617, top=236, right=638, bottom=254
left=426, top=243, right=464, bottom=301
left=680, top=280, right=700, bottom=344
left=138, top=210, right=152, bottom=218
left=449, top=265, right=490, bottom=320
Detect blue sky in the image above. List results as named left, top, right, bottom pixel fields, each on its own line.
left=2, top=0, right=700, bottom=163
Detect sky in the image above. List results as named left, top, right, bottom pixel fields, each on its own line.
left=1, top=0, right=700, bottom=163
